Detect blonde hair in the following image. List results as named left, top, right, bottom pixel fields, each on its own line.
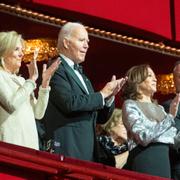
left=0, top=31, right=23, bottom=60
left=102, top=108, right=122, bottom=133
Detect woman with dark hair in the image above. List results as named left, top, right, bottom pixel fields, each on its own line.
left=121, top=64, right=180, bottom=178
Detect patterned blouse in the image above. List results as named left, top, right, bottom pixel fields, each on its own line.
left=122, top=99, right=177, bottom=151
left=97, top=135, right=128, bottom=155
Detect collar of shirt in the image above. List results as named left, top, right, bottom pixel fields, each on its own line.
left=60, top=54, right=75, bottom=70
left=60, top=54, right=89, bottom=94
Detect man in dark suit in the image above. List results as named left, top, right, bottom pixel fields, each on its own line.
left=43, top=22, right=127, bottom=162
left=162, top=61, right=180, bottom=180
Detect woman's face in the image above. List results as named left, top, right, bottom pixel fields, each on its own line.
left=3, top=41, right=24, bottom=73
left=138, top=67, right=157, bottom=96
left=110, top=121, right=127, bottom=144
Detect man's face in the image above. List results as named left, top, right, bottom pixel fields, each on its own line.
left=65, top=26, right=89, bottom=64
left=173, top=64, right=180, bottom=93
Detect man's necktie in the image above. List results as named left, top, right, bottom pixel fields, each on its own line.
left=74, top=64, right=83, bottom=74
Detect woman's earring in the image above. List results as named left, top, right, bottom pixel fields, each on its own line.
left=0, top=57, right=5, bottom=68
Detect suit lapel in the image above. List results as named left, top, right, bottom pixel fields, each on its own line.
left=60, top=57, right=89, bottom=94
left=81, top=74, right=94, bottom=93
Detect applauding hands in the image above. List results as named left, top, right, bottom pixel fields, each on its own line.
left=27, top=50, right=61, bottom=87
left=100, top=75, right=128, bottom=99
left=41, top=58, right=61, bottom=88
left=169, top=93, right=180, bottom=117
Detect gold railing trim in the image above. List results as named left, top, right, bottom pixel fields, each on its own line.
left=0, top=3, right=180, bottom=57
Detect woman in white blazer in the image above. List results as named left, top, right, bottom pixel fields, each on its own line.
left=0, top=31, right=60, bottom=150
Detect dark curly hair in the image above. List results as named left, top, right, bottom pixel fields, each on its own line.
left=121, top=64, right=150, bottom=100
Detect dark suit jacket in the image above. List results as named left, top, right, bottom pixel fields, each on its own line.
left=162, top=99, right=180, bottom=131
left=162, top=98, right=180, bottom=179
left=43, top=57, right=114, bottom=161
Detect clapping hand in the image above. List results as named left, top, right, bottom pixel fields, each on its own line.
left=41, top=58, right=61, bottom=88
left=27, top=48, right=40, bottom=82
left=169, top=93, right=180, bottom=117
left=110, top=75, right=128, bottom=97
left=100, top=75, right=128, bottom=99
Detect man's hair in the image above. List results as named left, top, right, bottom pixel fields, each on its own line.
left=57, top=22, right=84, bottom=50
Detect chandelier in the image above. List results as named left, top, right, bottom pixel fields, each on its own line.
left=157, top=73, right=175, bottom=94
left=23, top=39, right=58, bottom=62
left=22, top=39, right=176, bottom=95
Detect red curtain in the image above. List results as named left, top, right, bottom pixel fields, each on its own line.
left=33, top=0, right=172, bottom=39
left=174, top=0, right=180, bottom=41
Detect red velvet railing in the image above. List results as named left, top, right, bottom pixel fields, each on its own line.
left=0, top=141, right=170, bottom=180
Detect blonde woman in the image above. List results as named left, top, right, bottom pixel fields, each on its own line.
left=103, top=108, right=127, bottom=144
left=0, top=31, right=60, bottom=150
left=98, top=108, right=129, bottom=168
